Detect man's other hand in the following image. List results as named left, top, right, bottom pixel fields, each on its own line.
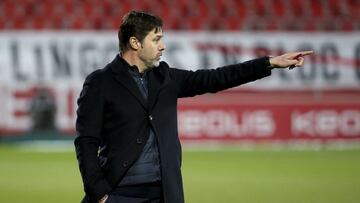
left=99, top=194, right=109, bottom=203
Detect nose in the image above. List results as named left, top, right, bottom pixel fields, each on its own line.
left=159, top=41, right=165, bottom=51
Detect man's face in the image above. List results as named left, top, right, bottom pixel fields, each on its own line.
left=138, top=28, right=165, bottom=69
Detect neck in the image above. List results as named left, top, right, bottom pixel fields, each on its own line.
left=121, top=51, right=147, bottom=73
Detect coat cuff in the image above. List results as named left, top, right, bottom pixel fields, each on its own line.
left=250, top=56, right=272, bottom=78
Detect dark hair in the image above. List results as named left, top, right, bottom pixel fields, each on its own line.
left=118, top=11, right=163, bottom=52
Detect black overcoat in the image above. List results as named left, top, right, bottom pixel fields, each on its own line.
left=74, top=55, right=271, bottom=203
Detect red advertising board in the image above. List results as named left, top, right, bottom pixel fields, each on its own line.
left=1, top=87, right=359, bottom=143
left=177, top=92, right=360, bottom=142
left=178, top=105, right=360, bottom=141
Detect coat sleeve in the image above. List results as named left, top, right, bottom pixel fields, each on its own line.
left=74, top=70, right=111, bottom=202
left=169, top=56, right=272, bottom=98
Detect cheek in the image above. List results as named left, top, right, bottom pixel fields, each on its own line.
left=148, top=46, right=158, bottom=58
left=141, top=44, right=157, bottom=59
left=140, top=48, right=151, bottom=57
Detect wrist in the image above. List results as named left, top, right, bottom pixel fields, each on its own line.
left=267, top=56, right=275, bottom=69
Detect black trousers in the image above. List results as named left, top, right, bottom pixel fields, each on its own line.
left=106, top=182, right=163, bottom=203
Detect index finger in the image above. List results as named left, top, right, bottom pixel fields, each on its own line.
left=299, top=50, right=314, bottom=56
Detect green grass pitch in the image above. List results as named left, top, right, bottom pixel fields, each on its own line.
left=0, top=144, right=359, bottom=203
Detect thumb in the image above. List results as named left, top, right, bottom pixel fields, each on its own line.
left=287, top=59, right=299, bottom=65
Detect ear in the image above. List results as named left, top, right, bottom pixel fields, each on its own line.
left=129, top=37, right=141, bottom=50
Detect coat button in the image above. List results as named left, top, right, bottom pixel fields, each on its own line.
left=136, top=138, right=143, bottom=144
left=122, top=161, right=129, bottom=168
left=149, top=115, right=153, bottom=121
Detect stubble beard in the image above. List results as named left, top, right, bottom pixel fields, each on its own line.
left=146, top=59, right=160, bottom=69
left=153, top=60, right=160, bottom=67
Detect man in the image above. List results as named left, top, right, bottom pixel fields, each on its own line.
left=74, top=11, right=312, bottom=203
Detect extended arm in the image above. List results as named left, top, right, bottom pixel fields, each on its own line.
left=171, top=51, right=313, bottom=98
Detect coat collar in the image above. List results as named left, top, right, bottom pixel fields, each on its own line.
left=110, top=54, right=165, bottom=111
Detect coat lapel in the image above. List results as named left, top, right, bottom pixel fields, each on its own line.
left=110, top=55, right=147, bottom=110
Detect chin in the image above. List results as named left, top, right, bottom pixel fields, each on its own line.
left=153, top=61, right=160, bottom=67
left=146, top=60, right=160, bottom=69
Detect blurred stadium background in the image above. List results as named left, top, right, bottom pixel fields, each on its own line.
left=0, top=0, right=359, bottom=202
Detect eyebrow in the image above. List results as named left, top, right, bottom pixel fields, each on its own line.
left=153, top=35, right=163, bottom=40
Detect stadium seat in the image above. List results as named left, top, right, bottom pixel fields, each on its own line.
left=0, top=0, right=358, bottom=31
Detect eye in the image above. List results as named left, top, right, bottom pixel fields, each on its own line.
left=153, top=36, right=163, bottom=43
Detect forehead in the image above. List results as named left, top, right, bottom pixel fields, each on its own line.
left=146, top=28, right=163, bottom=38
